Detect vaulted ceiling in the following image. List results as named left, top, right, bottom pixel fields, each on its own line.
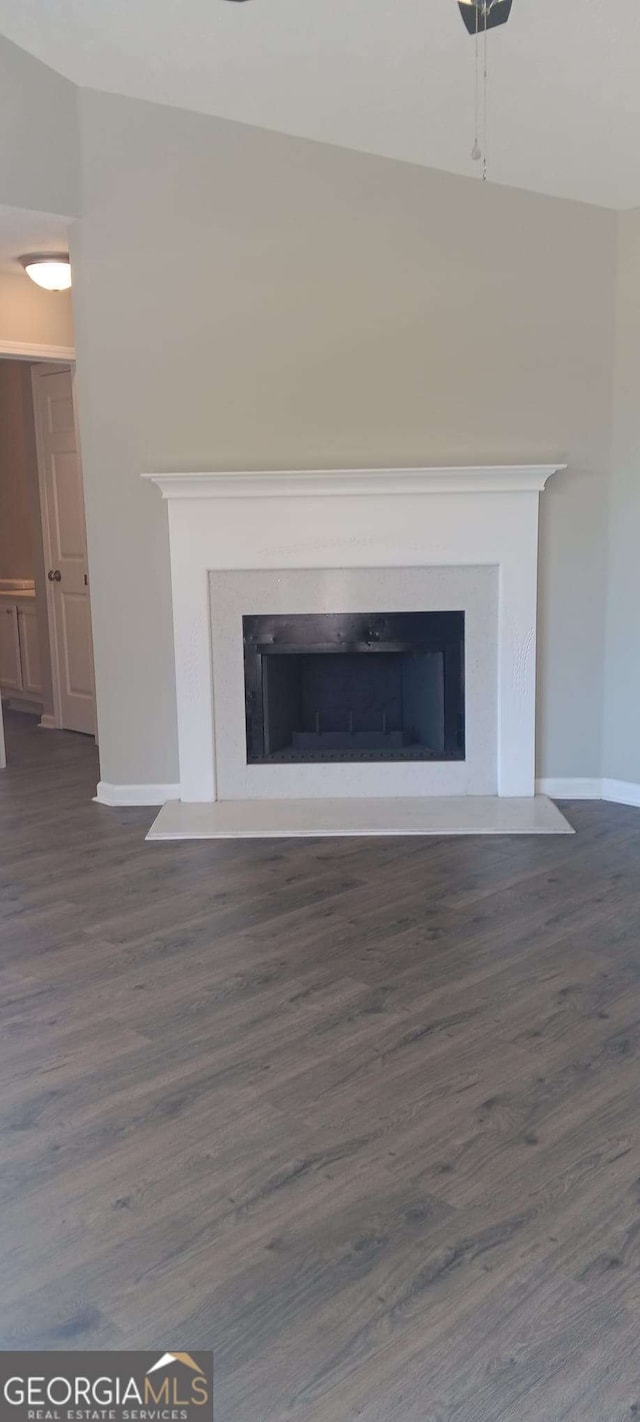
left=0, top=0, right=638, bottom=210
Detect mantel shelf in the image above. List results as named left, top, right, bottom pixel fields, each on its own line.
left=143, top=465, right=565, bottom=501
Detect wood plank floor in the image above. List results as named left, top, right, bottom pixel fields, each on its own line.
left=2, top=709, right=640, bottom=1420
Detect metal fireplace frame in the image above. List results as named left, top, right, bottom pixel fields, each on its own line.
left=243, top=610, right=465, bottom=765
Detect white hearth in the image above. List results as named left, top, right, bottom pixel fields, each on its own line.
left=143, top=465, right=570, bottom=838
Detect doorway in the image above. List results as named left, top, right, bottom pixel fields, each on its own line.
left=31, top=363, right=95, bottom=735
left=0, top=351, right=95, bottom=766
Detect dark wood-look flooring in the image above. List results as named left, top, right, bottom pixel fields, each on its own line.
left=2, top=710, right=640, bottom=1419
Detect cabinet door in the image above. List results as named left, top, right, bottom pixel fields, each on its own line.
left=0, top=604, right=22, bottom=692
left=17, top=603, right=42, bottom=696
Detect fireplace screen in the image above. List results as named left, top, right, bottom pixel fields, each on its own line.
left=243, top=611, right=465, bottom=764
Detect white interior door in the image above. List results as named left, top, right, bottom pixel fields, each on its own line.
left=33, top=365, right=96, bottom=736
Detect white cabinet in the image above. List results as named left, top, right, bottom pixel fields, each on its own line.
left=0, top=603, right=22, bottom=691
left=0, top=594, right=42, bottom=703
left=17, top=602, right=42, bottom=696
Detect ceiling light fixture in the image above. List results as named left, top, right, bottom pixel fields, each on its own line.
left=458, top=0, right=513, bottom=35
left=20, top=254, right=71, bottom=291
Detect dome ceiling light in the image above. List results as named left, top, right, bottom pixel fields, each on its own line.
left=20, top=254, right=71, bottom=291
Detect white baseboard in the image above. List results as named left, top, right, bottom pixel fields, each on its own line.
left=536, top=777, right=602, bottom=800
left=537, top=776, right=640, bottom=809
left=94, top=778, right=640, bottom=813
left=601, top=778, right=640, bottom=809
left=94, top=781, right=180, bottom=807
left=38, top=714, right=58, bottom=730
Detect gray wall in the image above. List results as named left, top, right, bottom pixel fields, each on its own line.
left=71, top=88, right=616, bottom=787
left=603, top=209, right=640, bottom=786
left=0, top=36, right=79, bottom=217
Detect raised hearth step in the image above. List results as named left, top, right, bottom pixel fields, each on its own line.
left=146, top=795, right=574, bottom=841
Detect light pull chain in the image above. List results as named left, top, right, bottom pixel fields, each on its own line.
left=470, top=1, right=489, bottom=181
left=471, top=3, right=482, bottom=161
left=482, top=3, right=488, bottom=181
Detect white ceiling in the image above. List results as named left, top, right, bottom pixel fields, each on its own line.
left=0, top=0, right=639, bottom=209
left=0, top=205, right=71, bottom=277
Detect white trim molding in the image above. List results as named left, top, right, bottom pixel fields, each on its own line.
left=0, top=340, right=75, bottom=363
left=38, top=713, right=58, bottom=730
left=602, top=778, right=640, bottom=809
left=94, top=777, right=640, bottom=812
left=95, top=781, right=180, bottom=808
left=537, top=777, right=640, bottom=809
left=143, top=465, right=562, bottom=501
left=536, top=777, right=602, bottom=800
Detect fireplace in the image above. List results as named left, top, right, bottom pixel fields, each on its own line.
left=243, top=611, right=465, bottom=763
left=142, top=465, right=566, bottom=833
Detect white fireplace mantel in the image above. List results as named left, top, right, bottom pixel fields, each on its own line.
left=143, top=464, right=565, bottom=828
left=145, top=465, right=560, bottom=500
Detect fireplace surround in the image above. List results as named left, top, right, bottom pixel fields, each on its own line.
left=209, top=564, right=495, bottom=800
left=143, top=465, right=570, bottom=837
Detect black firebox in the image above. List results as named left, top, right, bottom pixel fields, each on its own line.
left=243, top=611, right=465, bottom=765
